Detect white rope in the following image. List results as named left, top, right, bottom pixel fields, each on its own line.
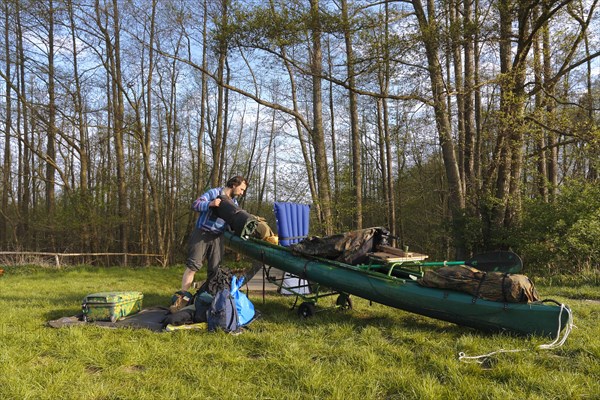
left=458, top=302, right=575, bottom=363
left=538, top=303, right=574, bottom=350
left=458, top=348, right=525, bottom=363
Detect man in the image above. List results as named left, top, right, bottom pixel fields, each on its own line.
left=171, top=175, right=247, bottom=313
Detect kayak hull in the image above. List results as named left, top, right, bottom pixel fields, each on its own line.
left=224, top=232, right=569, bottom=337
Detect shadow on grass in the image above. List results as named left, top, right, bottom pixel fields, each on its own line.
left=0, top=293, right=86, bottom=307
left=245, top=294, right=483, bottom=337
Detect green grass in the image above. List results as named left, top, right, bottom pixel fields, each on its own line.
left=0, top=264, right=598, bottom=399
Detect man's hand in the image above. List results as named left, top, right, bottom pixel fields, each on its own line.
left=209, top=198, right=222, bottom=208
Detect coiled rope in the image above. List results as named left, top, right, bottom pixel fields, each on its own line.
left=458, top=302, right=574, bottom=363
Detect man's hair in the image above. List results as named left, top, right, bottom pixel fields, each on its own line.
left=225, top=175, right=247, bottom=188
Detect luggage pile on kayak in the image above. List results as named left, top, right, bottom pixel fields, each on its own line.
left=290, top=226, right=390, bottom=265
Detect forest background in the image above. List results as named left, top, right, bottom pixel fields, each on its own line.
left=0, top=0, right=599, bottom=275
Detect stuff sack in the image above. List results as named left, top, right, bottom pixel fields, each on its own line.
left=215, top=195, right=276, bottom=241
left=290, top=227, right=390, bottom=265
left=230, top=276, right=255, bottom=325
left=207, top=288, right=239, bottom=333
left=418, top=265, right=540, bottom=303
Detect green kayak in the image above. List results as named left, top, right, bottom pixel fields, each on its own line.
left=224, top=231, right=572, bottom=337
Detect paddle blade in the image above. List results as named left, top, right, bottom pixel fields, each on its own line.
left=465, top=251, right=523, bottom=273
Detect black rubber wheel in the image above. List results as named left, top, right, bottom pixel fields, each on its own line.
left=336, top=294, right=353, bottom=310
left=297, top=302, right=316, bottom=318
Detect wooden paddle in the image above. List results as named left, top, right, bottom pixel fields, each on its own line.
left=415, top=251, right=523, bottom=274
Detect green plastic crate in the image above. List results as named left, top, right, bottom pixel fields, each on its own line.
left=82, top=291, right=143, bottom=322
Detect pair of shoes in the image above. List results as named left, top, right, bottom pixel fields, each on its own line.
left=169, top=291, right=192, bottom=314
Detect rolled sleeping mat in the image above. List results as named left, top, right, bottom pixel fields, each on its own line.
left=274, top=202, right=310, bottom=247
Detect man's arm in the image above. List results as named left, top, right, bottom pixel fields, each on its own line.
left=192, top=187, right=221, bottom=212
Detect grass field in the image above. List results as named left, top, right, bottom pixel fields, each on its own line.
left=0, top=263, right=598, bottom=399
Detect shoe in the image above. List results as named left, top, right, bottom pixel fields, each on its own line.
left=169, top=292, right=192, bottom=313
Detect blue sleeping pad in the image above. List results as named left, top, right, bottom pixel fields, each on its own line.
left=273, top=202, right=310, bottom=247
left=273, top=202, right=312, bottom=295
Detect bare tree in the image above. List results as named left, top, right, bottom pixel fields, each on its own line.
left=340, top=0, right=362, bottom=229
left=46, top=0, right=56, bottom=216
left=1, top=0, right=12, bottom=245
left=309, top=0, right=333, bottom=234
left=209, top=0, right=229, bottom=187
left=411, top=0, right=465, bottom=253
left=95, top=0, right=129, bottom=262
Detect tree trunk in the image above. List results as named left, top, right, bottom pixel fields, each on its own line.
left=412, top=0, right=465, bottom=254
left=375, top=99, right=388, bottom=222
left=46, top=0, right=56, bottom=217
left=259, top=109, right=276, bottom=209
left=219, top=60, right=231, bottom=184
left=240, top=48, right=260, bottom=189
left=382, top=2, right=396, bottom=240
left=282, top=50, right=321, bottom=220
left=340, top=0, right=362, bottom=230
left=533, top=5, right=548, bottom=202
left=210, top=0, right=229, bottom=187
left=327, top=39, right=339, bottom=226
left=473, top=0, right=483, bottom=184
left=143, top=0, right=162, bottom=264
left=463, top=0, right=476, bottom=199
left=112, top=0, right=128, bottom=263
left=67, top=0, right=92, bottom=252
left=96, top=0, right=128, bottom=261
left=309, top=0, right=333, bottom=234
left=449, top=0, right=466, bottom=196
left=2, top=1, right=12, bottom=245
left=16, top=1, right=31, bottom=244
left=198, top=0, right=209, bottom=192
left=583, top=10, right=597, bottom=181
left=542, top=4, right=558, bottom=200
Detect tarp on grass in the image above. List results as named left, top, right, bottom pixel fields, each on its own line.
left=47, top=307, right=169, bottom=332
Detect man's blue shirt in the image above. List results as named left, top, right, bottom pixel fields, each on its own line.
left=192, top=187, right=239, bottom=234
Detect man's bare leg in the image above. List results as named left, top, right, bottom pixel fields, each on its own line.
left=181, top=267, right=196, bottom=292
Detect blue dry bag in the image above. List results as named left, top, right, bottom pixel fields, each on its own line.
left=230, top=276, right=255, bottom=326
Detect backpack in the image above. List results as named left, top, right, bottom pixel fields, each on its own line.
left=207, top=288, right=239, bottom=333
left=193, top=291, right=214, bottom=323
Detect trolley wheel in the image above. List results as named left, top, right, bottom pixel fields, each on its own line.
left=297, top=302, right=316, bottom=318
left=336, top=294, right=353, bottom=310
